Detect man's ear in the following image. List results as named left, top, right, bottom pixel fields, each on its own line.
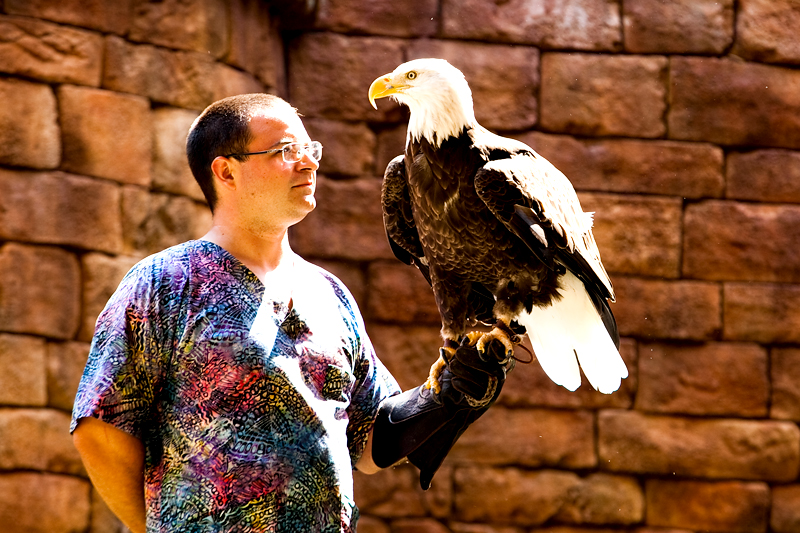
left=210, top=156, right=237, bottom=192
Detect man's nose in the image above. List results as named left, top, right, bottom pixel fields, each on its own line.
left=297, top=148, right=320, bottom=170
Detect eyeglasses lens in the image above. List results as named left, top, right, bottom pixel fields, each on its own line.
left=283, top=142, right=322, bottom=163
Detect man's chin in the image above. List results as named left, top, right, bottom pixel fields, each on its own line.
left=290, top=198, right=316, bottom=226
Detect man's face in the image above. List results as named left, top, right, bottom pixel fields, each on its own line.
left=233, top=112, right=319, bottom=232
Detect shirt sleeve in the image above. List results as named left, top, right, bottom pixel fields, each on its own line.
left=70, top=260, right=168, bottom=438
left=343, top=304, right=401, bottom=467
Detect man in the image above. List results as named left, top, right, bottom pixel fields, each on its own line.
left=72, top=94, right=509, bottom=532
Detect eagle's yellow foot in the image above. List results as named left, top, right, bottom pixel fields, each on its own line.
left=423, top=347, right=455, bottom=394
left=468, top=327, right=516, bottom=361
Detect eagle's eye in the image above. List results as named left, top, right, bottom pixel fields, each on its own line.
left=406, top=71, right=417, bottom=80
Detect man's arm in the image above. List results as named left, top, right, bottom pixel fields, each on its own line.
left=72, top=417, right=147, bottom=533
left=355, top=429, right=381, bottom=474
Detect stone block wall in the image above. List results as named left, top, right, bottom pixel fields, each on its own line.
left=2, top=1, right=800, bottom=532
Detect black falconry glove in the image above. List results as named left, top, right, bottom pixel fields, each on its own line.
left=371, top=338, right=513, bottom=490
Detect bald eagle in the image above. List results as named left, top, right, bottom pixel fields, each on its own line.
left=368, top=58, right=627, bottom=394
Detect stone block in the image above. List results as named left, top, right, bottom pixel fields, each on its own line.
left=288, top=33, right=406, bottom=122
left=623, top=0, right=734, bottom=53
left=152, top=107, right=204, bottom=201
left=553, top=473, right=644, bottom=525
left=289, top=176, right=394, bottom=261
left=772, top=484, right=800, bottom=533
left=441, top=0, right=622, bottom=51
left=516, top=133, right=724, bottom=198
left=0, top=408, right=84, bottom=474
left=367, top=324, right=443, bottom=391
left=636, top=342, right=768, bottom=417
left=0, top=243, right=80, bottom=339
left=646, top=479, right=769, bottom=533
left=724, top=283, right=800, bottom=343
left=421, top=465, right=453, bottom=519
left=578, top=192, right=682, bottom=278
left=509, top=529, right=620, bottom=533
left=407, top=40, right=539, bottom=131
left=128, top=0, right=229, bottom=58
left=122, top=188, right=212, bottom=256
left=352, top=516, right=390, bottom=533
left=771, top=348, right=800, bottom=421
left=500, top=337, right=637, bottom=410
left=306, top=259, right=367, bottom=316
left=59, top=85, right=152, bottom=185
left=613, top=277, right=721, bottom=341
left=0, top=334, right=47, bottom=407
left=566, top=526, right=635, bottom=533
left=354, top=462, right=449, bottom=518
left=684, top=200, right=800, bottom=283
left=451, top=408, right=596, bottom=469
left=103, top=36, right=263, bottom=111
left=366, top=262, right=439, bottom=325
left=599, top=410, right=800, bottom=481
left=453, top=471, right=642, bottom=526
left=376, top=125, right=407, bottom=178
left=225, top=0, right=282, bottom=87
left=316, top=0, right=437, bottom=37
left=637, top=529, right=693, bottom=533
left=4, top=0, right=133, bottom=34
left=535, top=529, right=633, bottom=533
left=636, top=530, right=693, bottom=533
left=0, top=473, right=90, bottom=533
left=450, top=524, right=523, bottom=533
left=669, top=56, right=800, bottom=149
left=104, top=35, right=183, bottom=102
left=727, top=149, right=800, bottom=203
left=303, top=118, right=377, bottom=176
left=0, top=15, right=103, bottom=85
left=0, top=78, right=60, bottom=169
left=541, top=53, right=667, bottom=138
left=454, top=467, right=580, bottom=525
left=211, top=62, right=266, bottom=105
left=0, top=169, right=123, bottom=254
left=390, top=519, right=451, bottom=533
left=47, top=341, right=91, bottom=411
left=734, top=0, right=800, bottom=65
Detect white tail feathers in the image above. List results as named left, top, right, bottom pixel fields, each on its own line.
left=517, top=270, right=628, bottom=394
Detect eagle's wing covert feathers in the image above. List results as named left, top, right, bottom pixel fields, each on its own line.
left=382, top=155, right=432, bottom=283
left=474, top=151, right=615, bottom=304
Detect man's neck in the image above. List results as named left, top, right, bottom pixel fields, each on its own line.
left=201, top=223, right=294, bottom=283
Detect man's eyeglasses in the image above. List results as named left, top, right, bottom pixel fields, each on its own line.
left=226, top=141, right=323, bottom=163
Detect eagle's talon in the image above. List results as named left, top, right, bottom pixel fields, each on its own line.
left=472, top=326, right=517, bottom=362
left=465, top=331, right=484, bottom=347
left=423, top=348, right=455, bottom=394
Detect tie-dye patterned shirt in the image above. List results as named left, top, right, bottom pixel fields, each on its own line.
left=71, top=240, right=400, bottom=533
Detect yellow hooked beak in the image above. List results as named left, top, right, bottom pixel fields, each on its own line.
left=368, top=74, right=404, bottom=109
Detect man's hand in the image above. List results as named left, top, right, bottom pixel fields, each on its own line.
left=73, top=418, right=147, bottom=533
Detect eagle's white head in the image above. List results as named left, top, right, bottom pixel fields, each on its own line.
left=369, top=58, right=477, bottom=148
